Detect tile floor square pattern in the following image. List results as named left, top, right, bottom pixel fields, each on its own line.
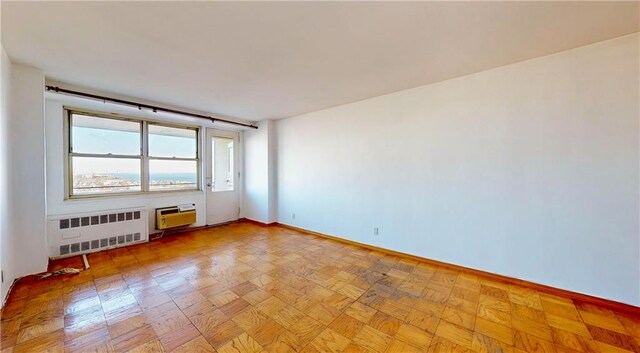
left=1, top=222, right=639, bottom=352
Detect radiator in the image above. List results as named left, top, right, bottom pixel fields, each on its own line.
left=47, top=207, right=148, bottom=258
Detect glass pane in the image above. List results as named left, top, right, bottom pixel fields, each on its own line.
left=149, top=124, right=197, bottom=158
left=149, top=160, right=198, bottom=191
left=72, top=114, right=141, bottom=155
left=72, top=157, right=141, bottom=195
left=211, top=136, right=234, bottom=191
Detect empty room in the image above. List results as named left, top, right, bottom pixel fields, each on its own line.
left=1, top=1, right=639, bottom=352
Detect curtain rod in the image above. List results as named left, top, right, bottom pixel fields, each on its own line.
left=45, top=85, right=258, bottom=129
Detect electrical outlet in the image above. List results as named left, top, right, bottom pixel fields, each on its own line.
left=292, top=213, right=296, bottom=219
left=373, top=227, right=379, bottom=236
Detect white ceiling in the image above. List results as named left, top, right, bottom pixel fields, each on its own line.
left=2, top=2, right=638, bottom=121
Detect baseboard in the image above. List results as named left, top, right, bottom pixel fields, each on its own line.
left=272, top=222, right=640, bottom=315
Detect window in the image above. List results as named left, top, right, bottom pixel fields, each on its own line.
left=68, top=110, right=199, bottom=197
left=148, top=124, right=199, bottom=191
left=211, top=136, right=234, bottom=191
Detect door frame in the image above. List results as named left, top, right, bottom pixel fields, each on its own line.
left=204, top=127, right=243, bottom=225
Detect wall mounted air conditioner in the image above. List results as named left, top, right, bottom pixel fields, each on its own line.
left=156, top=204, right=196, bottom=230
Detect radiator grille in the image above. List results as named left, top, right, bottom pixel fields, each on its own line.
left=59, top=211, right=140, bottom=230
left=57, top=232, right=142, bottom=256
left=48, top=208, right=147, bottom=259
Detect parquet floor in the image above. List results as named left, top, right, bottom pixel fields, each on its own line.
left=1, top=222, right=639, bottom=353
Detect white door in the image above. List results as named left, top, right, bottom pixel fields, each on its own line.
left=206, top=129, right=240, bottom=225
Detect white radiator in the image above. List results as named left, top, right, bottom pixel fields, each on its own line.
left=47, top=207, right=148, bottom=258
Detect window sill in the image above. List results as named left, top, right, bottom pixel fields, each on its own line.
left=64, top=189, right=204, bottom=202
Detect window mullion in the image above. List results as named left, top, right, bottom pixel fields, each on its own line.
left=142, top=121, right=149, bottom=192
left=147, top=156, right=198, bottom=162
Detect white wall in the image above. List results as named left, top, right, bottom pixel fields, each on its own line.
left=243, top=120, right=276, bottom=223
left=45, top=100, right=208, bottom=231
left=276, top=34, right=640, bottom=305
left=8, top=63, right=48, bottom=279
left=1, top=46, right=14, bottom=304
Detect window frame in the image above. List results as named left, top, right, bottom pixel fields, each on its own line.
left=65, top=108, right=201, bottom=199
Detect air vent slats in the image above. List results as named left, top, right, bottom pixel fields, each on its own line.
left=58, top=233, right=145, bottom=255
left=58, top=210, right=143, bottom=230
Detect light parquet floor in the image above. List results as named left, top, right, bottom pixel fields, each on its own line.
left=1, top=222, right=639, bottom=353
